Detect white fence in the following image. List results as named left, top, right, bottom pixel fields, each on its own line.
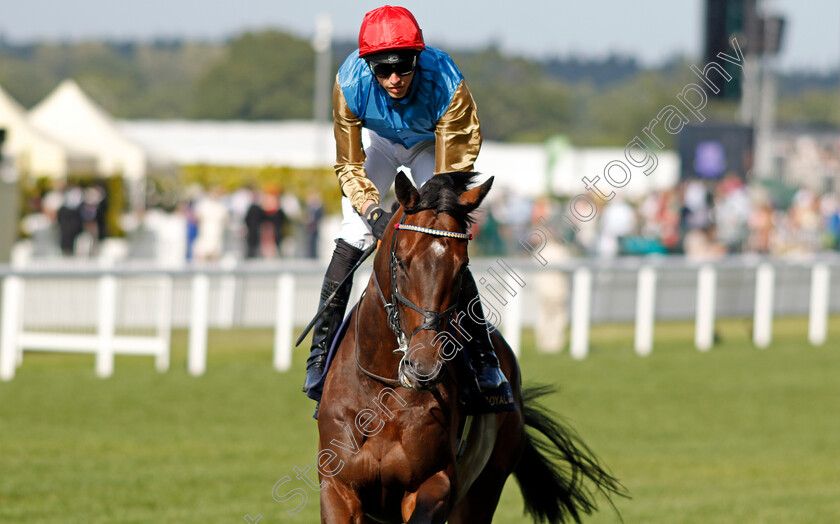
left=0, top=255, right=837, bottom=381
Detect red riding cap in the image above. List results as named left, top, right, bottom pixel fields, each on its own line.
left=358, top=5, right=425, bottom=57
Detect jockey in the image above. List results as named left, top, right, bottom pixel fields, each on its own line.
left=304, top=5, right=508, bottom=396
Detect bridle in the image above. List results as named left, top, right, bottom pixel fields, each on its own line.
left=355, top=212, right=471, bottom=388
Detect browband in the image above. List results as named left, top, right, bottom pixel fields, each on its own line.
left=394, top=223, right=472, bottom=240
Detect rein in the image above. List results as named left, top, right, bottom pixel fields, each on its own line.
left=354, top=212, right=470, bottom=388
left=354, top=290, right=402, bottom=387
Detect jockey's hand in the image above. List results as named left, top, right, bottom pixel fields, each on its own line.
left=364, top=205, right=393, bottom=240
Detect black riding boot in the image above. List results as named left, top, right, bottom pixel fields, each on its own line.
left=303, top=240, right=364, bottom=394
left=458, top=270, right=508, bottom=392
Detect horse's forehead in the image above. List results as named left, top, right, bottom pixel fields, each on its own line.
left=428, top=239, right=447, bottom=257
left=406, top=209, right=460, bottom=231
left=404, top=233, right=456, bottom=261
left=402, top=211, right=465, bottom=259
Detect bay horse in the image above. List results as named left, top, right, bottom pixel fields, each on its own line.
left=316, top=172, right=623, bottom=523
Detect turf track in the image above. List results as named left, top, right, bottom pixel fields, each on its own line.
left=1, top=316, right=838, bottom=523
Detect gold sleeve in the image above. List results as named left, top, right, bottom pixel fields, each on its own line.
left=434, top=80, right=482, bottom=173
left=333, top=79, right=379, bottom=215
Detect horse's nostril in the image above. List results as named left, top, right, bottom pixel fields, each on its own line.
left=402, top=358, right=441, bottom=388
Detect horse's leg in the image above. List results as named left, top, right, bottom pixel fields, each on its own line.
left=402, top=470, right=452, bottom=524
left=451, top=404, right=525, bottom=523
left=447, top=469, right=506, bottom=524
left=319, top=478, right=367, bottom=524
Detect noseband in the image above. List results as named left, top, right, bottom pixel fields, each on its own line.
left=356, top=213, right=471, bottom=388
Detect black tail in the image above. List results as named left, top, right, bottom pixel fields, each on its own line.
left=513, top=385, right=628, bottom=523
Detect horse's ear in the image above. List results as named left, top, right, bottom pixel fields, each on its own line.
left=395, top=171, right=420, bottom=209
left=458, top=176, right=494, bottom=212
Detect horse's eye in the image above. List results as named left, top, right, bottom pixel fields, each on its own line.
left=395, top=257, right=407, bottom=271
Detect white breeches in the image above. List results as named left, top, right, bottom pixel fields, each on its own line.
left=336, top=132, right=436, bottom=249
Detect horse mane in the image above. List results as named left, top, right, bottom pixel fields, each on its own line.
left=402, top=171, right=480, bottom=228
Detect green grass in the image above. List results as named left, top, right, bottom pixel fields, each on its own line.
left=1, top=316, right=839, bottom=523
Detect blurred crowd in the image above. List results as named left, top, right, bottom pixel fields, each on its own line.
left=179, top=185, right=324, bottom=261
left=22, top=173, right=840, bottom=263
left=21, top=183, right=324, bottom=262
left=469, top=173, right=840, bottom=260
left=32, top=183, right=109, bottom=257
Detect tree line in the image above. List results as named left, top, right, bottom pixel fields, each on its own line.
left=1, top=31, right=837, bottom=148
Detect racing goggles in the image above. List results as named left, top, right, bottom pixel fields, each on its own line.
left=368, top=54, right=418, bottom=78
